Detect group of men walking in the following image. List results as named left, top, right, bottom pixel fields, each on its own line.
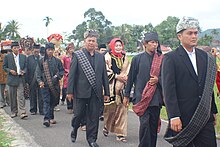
left=1, top=16, right=218, bottom=147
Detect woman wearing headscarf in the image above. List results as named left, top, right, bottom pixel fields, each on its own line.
left=103, top=38, right=130, bottom=142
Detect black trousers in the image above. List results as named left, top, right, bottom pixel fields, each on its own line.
left=138, top=106, right=160, bottom=147
left=173, top=122, right=217, bottom=147
left=62, top=88, right=73, bottom=109
left=99, top=96, right=104, bottom=117
left=71, top=91, right=100, bottom=144
left=29, top=83, right=43, bottom=114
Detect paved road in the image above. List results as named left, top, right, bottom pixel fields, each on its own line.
left=3, top=100, right=219, bottom=147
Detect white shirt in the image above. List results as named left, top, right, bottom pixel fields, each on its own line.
left=13, top=53, right=21, bottom=75
left=184, top=47, right=198, bottom=75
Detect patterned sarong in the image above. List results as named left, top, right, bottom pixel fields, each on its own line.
left=132, top=52, right=164, bottom=116
left=43, top=60, right=59, bottom=98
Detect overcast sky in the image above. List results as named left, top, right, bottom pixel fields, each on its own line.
left=1, top=0, right=220, bottom=40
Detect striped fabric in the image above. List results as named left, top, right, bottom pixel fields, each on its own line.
left=132, top=52, right=164, bottom=116
left=75, top=50, right=98, bottom=97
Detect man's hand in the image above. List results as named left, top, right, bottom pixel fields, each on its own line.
left=170, top=118, right=182, bottom=132
left=39, top=82, right=44, bottom=88
left=116, top=75, right=127, bottom=83
left=104, top=96, right=109, bottom=102
left=214, top=114, right=217, bottom=126
left=123, top=96, right=130, bottom=107
left=149, top=75, right=158, bottom=86
left=10, top=70, right=17, bottom=75
left=20, top=70, right=25, bottom=75
left=66, top=94, right=73, bottom=101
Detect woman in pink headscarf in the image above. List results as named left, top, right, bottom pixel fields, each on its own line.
left=103, top=38, right=130, bottom=142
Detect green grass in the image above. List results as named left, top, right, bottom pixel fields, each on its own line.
left=0, top=116, right=13, bottom=147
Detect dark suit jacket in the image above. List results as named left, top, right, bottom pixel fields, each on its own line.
left=26, top=54, right=40, bottom=86
left=3, top=53, right=27, bottom=86
left=67, top=49, right=110, bottom=99
left=161, top=45, right=217, bottom=127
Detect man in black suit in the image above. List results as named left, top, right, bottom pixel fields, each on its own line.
left=3, top=41, right=28, bottom=119
left=67, top=30, right=110, bottom=147
left=162, top=17, right=218, bottom=147
left=26, top=44, right=43, bottom=115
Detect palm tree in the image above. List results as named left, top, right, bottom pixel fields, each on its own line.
left=43, top=16, right=53, bottom=37
left=3, top=20, right=21, bottom=40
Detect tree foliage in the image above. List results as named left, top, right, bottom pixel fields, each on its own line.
left=43, top=16, right=53, bottom=27
left=155, top=16, right=180, bottom=48
left=2, top=20, right=21, bottom=41
left=2, top=9, right=219, bottom=51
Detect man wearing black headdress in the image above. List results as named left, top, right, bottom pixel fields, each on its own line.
left=124, top=32, right=164, bottom=147
left=36, top=42, right=64, bottom=127
left=26, top=44, right=43, bottom=115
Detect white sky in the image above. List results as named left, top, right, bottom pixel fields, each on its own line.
left=1, top=0, right=220, bottom=40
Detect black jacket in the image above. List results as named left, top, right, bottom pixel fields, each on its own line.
left=161, top=45, right=218, bottom=127
left=67, top=49, right=110, bottom=99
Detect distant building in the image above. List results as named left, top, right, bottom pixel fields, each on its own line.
left=161, top=45, right=172, bottom=54
left=197, top=46, right=212, bottom=53
left=212, top=40, right=220, bottom=47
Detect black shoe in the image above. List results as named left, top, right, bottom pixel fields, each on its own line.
left=30, top=112, right=37, bottom=115
left=39, top=112, right=44, bottom=115
left=90, top=142, right=99, bottom=147
left=20, top=113, right=28, bottom=119
left=71, top=130, right=77, bottom=143
left=43, top=120, right=50, bottom=127
left=0, top=104, right=6, bottom=108
left=99, top=116, right=104, bottom=121
left=11, top=113, right=17, bottom=118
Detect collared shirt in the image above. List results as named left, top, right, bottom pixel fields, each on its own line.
left=184, top=47, right=198, bottom=75
left=13, top=53, right=21, bottom=75
left=83, top=48, right=95, bottom=70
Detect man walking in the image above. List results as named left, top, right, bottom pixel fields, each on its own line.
left=162, top=17, right=218, bottom=147
left=3, top=41, right=28, bottom=119
left=124, top=32, right=164, bottom=147
left=67, top=30, right=110, bottom=147
left=26, top=44, right=43, bottom=115
left=36, top=42, right=64, bottom=127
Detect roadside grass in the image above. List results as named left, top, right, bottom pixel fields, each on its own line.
left=0, top=115, right=13, bottom=147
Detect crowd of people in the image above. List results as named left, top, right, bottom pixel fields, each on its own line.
left=0, top=16, right=219, bottom=147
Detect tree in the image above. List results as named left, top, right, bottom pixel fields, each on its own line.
left=0, top=22, right=3, bottom=40
left=211, top=29, right=219, bottom=39
left=36, top=37, right=47, bottom=45
left=144, top=23, right=155, bottom=33
left=198, top=34, right=213, bottom=46
left=70, top=22, right=87, bottom=49
left=3, top=20, right=21, bottom=40
left=43, top=16, right=53, bottom=37
left=155, top=16, right=179, bottom=48
left=69, top=8, right=113, bottom=47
